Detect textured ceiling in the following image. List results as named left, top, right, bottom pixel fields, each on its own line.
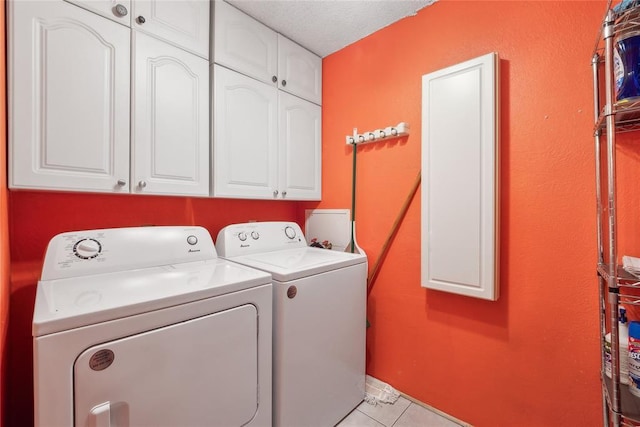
left=225, top=0, right=436, bottom=57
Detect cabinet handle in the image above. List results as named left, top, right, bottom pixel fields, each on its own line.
left=116, top=179, right=126, bottom=187
left=272, top=76, right=278, bottom=83
left=281, top=79, right=287, bottom=87
left=138, top=180, right=147, bottom=189
left=113, top=4, right=128, bottom=17
left=137, top=15, right=146, bottom=24
left=273, top=190, right=279, bottom=197
left=282, top=191, right=287, bottom=197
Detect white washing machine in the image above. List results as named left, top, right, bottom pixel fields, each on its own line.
left=32, top=226, right=273, bottom=427
left=216, top=221, right=367, bottom=427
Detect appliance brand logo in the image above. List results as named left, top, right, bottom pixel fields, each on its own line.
left=240, top=244, right=250, bottom=248
left=188, top=249, right=201, bottom=253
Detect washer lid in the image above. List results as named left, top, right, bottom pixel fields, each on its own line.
left=32, top=259, right=271, bottom=337
left=228, top=246, right=367, bottom=281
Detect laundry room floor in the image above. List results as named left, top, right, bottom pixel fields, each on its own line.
left=337, top=395, right=467, bottom=427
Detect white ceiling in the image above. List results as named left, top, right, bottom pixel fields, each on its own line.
left=224, top=0, right=436, bottom=57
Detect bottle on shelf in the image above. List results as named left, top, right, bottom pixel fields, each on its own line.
left=628, top=319, right=640, bottom=397
left=606, top=306, right=630, bottom=384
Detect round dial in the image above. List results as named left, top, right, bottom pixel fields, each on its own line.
left=73, top=238, right=102, bottom=259
left=284, top=226, right=297, bottom=239
left=238, top=232, right=248, bottom=242
left=251, top=231, right=260, bottom=240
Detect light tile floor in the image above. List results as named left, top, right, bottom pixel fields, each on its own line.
left=336, top=396, right=464, bottom=427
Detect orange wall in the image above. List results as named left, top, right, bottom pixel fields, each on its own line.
left=308, top=1, right=605, bottom=425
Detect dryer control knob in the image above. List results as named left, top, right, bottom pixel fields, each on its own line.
left=238, top=232, right=248, bottom=241
left=251, top=231, right=260, bottom=240
left=284, top=226, right=296, bottom=239
left=73, top=238, right=102, bottom=259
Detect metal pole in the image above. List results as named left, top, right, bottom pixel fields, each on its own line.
left=593, top=50, right=611, bottom=427
left=350, top=143, right=357, bottom=253
left=603, top=10, right=621, bottom=426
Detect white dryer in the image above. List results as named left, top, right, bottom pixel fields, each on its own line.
left=216, top=222, right=367, bottom=427
left=32, top=226, right=273, bottom=427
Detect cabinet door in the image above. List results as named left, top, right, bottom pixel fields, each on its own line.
left=278, top=35, right=322, bottom=105
left=8, top=0, right=131, bottom=193
left=213, top=1, right=278, bottom=86
left=421, top=53, right=499, bottom=301
left=64, top=0, right=132, bottom=26
left=132, top=0, right=209, bottom=59
left=213, top=65, right=278, bottom=199
left=132, top=32, right=209, bottom=196
left=278, top=92, right=321, bottom=201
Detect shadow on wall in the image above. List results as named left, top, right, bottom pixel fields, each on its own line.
left=425, top=289, right=509, bottom=341
left=6, top=268, right=38, bottom=427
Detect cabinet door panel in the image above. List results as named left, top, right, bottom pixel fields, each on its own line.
left=278, top=92, right=321, bottom=200
left=213, top=1, right=277, bottom=86
left=421, top=53, right=499, bottom=301
left=9, top=0, right=130, bottom=192
left=278, top=35, right=322, bottom=105
left=64, top=0, right=132, bottom=26
left=213, top=65, right=278, bottom=199
left=132, top=32, right=209, bottom=196
left=133, top=0, right=209, bottom=59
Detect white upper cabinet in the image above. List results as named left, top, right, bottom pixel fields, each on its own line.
left=213, top=65, right=279, bottom=199
left=9, top=0, right=210, bottom=196
left=277, top=35, right=322, bottom=105
left=213, top=0, right=277, bottom=85
left=8, top=0, right=131, bottom=192
left=212, top=65, right=320, bottom=200
left=132, top=0, right=210, bottom=59
left=213, top=1, right=322, bottom=105
left=211, top=1, right=322, bottom=200
left=278, top=91, right=321, bottom=200
left=132, top=32, right=209, bottom=196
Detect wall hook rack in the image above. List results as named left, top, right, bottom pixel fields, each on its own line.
left=345, top=122, right=410, bottom=145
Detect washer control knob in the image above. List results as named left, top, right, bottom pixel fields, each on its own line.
left=251, top=231, right=260, bottom=240
left=284, top=226, right=296, bottom=240
left=187, top=235, right=198, bottom=245
left=73, top=238, right=102, bottom=259
left=238, top=232, right=248, bottom=241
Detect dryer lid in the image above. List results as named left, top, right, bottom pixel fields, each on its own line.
left=228, top=246, right=366, bottom=282
left=32, top=259, right=271, bottom=336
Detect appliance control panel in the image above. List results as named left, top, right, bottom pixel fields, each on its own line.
left=216, top=222, right=307, bottom=257
left=41, top=226, right=216, bottom=281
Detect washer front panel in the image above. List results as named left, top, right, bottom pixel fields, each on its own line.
left=273, top=263, right=367, bottom=426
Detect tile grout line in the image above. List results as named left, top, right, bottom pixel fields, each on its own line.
left=390, top=402, right=413, bottom=427
left=354, top=408, right=385, bottom=427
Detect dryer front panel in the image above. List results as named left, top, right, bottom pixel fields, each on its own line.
left=73, top=304, right=258, bottom=427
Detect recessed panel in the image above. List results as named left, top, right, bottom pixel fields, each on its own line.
left=74, top=305, right=259, bottom=427
left=421, top=52, right=499, bottom=301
